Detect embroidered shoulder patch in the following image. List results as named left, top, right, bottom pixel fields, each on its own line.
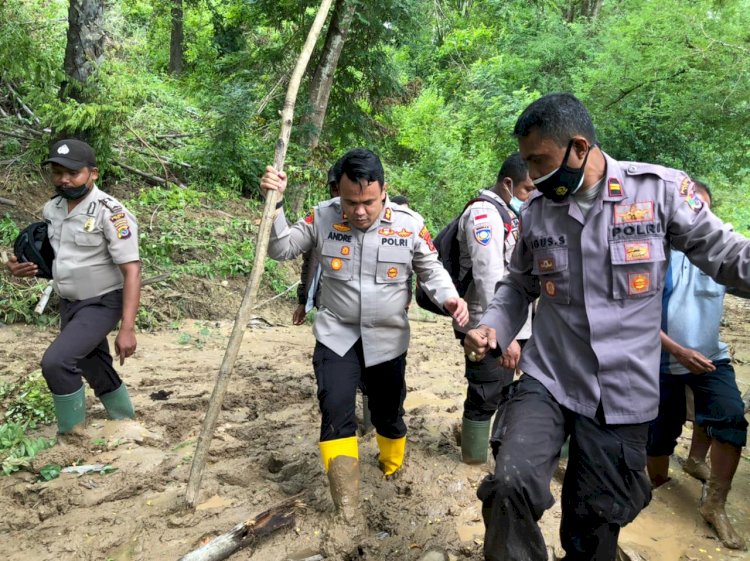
left=419, top=226, right=436, bottom=252
left=304, top=208, right=314, bottom=224
left=473, top=225, right=492, bottom=246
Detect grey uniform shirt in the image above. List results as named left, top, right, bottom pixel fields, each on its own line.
left=269, top=197, right=458, bottom=366
left=455, top=189, right=532, bottom=337
left=43, top=186, right=140, bottom=301
left=481, top=151, right=750, bottom=424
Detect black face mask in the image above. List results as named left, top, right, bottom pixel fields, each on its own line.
left=532, top=140, right=590, bottom=203
left=55, top=182, right=90, bottom=200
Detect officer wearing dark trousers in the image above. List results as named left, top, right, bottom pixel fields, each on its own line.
left=454, top=153, right=533, bottom=464
left=42, top=291, right=125, bottom=397
left=6, top=139, right=141, bottom=434
left=314, top=339, right=406, bottom=446
left=262, top=148, right=468, bottom=525
left=465, top=94, right=750, bottom=560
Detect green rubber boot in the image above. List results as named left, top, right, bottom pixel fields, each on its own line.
left=99, top=383, right=135, bottom=420
left=52, top=386, right=86, bottom=434
left=461, top=417, right=491, bottom=464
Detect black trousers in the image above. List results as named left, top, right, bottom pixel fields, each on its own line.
left=456, top=332, right=514, bottom=422
left=41, top=290, right=123, bottom=396
left=477, top=375, right=651, bottom=561
left=312, top=339, right=407, bottom=442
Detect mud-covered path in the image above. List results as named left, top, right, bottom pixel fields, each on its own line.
left=0, top=296, right=748, bottom=561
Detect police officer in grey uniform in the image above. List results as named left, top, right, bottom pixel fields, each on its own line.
left=261, top=148, right=468, bottom=523
left=464, top=94, right=750, bottom=561
left=6, top=139, right=141, bottom=435
left=454, top=153, right=533, bottom=464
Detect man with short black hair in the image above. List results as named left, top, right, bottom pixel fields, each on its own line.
left=261, top=147, right=468, bottom=523
left=465, top=93, right=750, bottom=560
left=5, top=139, right=141, bottom=435
left=454, top=152, right=532, bottom=464
left=496, top=152, right=536, bottom=215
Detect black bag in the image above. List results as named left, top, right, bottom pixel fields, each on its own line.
left=14, top=221, right=55, bottom=279
left=415, top=196, right=512, bottom=315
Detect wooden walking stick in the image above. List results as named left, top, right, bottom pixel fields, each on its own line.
left=185, top=0, right=335, bottom=508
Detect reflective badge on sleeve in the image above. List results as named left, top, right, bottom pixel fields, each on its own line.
left=473, top=226, right=492, bottom=246
left=304, top=208, right=315, bottom=224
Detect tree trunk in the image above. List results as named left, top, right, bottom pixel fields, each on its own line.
left=301, top=0, right=356, bottom=150
left=169, top=0, right=184, bottom=75
left=60, top=0, right=105, bottom=101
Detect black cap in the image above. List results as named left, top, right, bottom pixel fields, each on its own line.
left=42, top=139, right=96, bottom=170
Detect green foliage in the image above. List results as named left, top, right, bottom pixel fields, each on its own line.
left=0, top=422, right=56, bottom=476
left=0, top=370, right=55, bottom=427
left=0, top=276, right=58, bottom=326
left=0, top=214, right=20, bottom=246
left=38, top=463, right=61, bottom=481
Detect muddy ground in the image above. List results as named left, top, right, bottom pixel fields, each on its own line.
left=0, top=296, right=749, bottom=561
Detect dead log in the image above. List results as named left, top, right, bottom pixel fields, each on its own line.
left=176, top=497, right=301, bottom=561
left=113, top=160, right=186, bottom=188
left=0, top=196, right=17, bottom=206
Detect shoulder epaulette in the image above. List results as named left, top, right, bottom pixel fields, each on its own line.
left=98, top=197, right=123, bottom=213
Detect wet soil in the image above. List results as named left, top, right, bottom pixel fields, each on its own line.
left=0, top=297, right=748, bottom=561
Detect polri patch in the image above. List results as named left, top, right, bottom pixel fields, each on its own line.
left=473, top=225, right=492, bottom=246
left=624, top=242, right=651, bottom=262
left=419, top=226, right=436, bottom=252
left=613, top=202, right=654, bottom=224
left=628, top=273, right=651, bottom=295
left=387, top=267, right=398, bottom=279
left=538, top=257, right=555, bottom=273
left=679, top=177, right=691, bottom=197
left=686, top=192, right=703, bottom=212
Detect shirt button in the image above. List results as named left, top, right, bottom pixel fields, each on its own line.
left=627, top=164, right=637, bottom=173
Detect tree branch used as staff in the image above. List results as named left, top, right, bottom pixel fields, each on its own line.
left=184, top=0, right=335, bottom=508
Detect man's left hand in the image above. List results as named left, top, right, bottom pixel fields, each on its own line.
left=115, top=327, right=137, bottom=366
left=499, top=339, right=521, bottom=370
left=444, top=296, right=469, bottom=327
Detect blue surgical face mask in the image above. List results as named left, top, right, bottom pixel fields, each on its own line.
left=502, top=181, right=524, bottom=215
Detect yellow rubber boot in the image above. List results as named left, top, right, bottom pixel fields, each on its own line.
left=319, top=436, right=359, bottom=471
left=376, top=433, right=406, bottom=477
left=319, top=436, right=360, bottom=524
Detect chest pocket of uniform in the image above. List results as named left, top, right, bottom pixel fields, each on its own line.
left=376, top=245, right=412, bottom=284
left=609, top=238, right=665, bottom=299
left=531, top=247, right=570, bottom=304
left=74, top=231, right=104, bottom=247
left=321, top=239, right=353, bottom=281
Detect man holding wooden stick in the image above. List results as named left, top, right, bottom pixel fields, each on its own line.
left=261, top=147, right=468, bottom=523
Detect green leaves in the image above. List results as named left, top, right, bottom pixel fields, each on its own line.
left=0, top=422, right=56, bottom=476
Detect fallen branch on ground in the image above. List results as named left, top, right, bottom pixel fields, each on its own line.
left=176, top=496, right=302, bottom=561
